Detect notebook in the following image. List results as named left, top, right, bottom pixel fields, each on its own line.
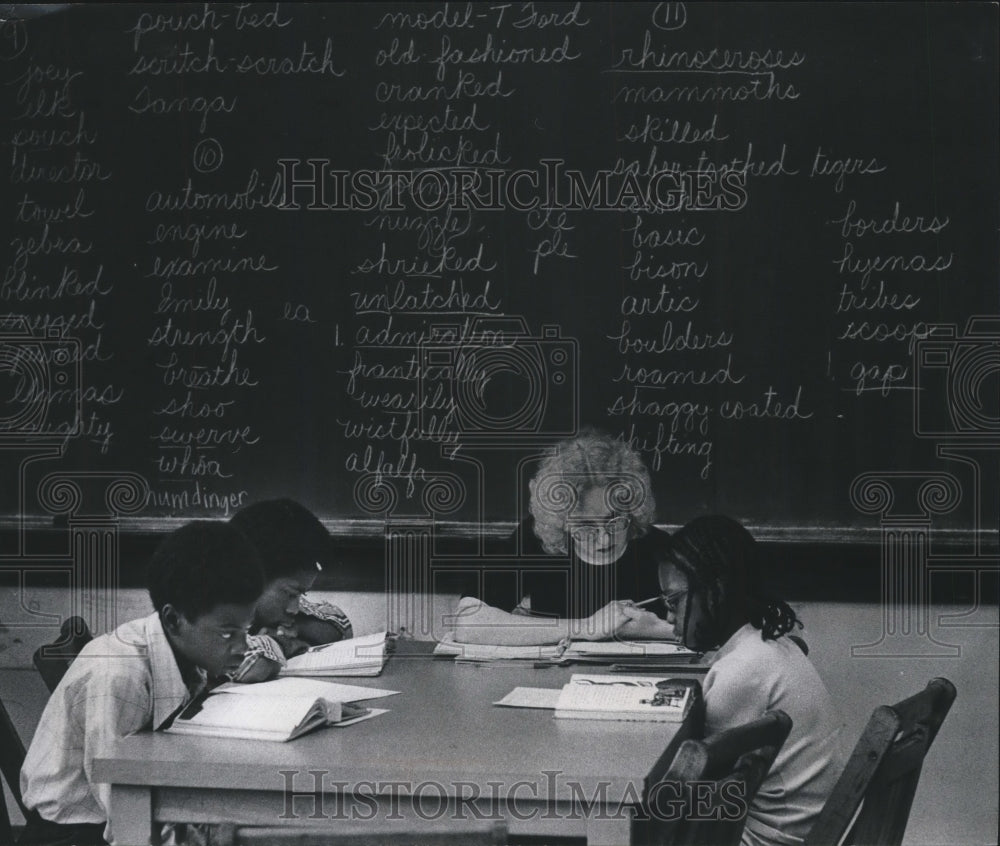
left=433, top=636, right=566, bottom=663
left=554, top=673, right=696, bottom=722
left=165, top=687, right=381, bottom=742
left=563, top=640, right=700, bottom=664
left=280, top=631, right=390, bottom=677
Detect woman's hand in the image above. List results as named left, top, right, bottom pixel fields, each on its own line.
left=573, top=601, right=643, bottom=641
left=616, top=609, right=679, bottom=641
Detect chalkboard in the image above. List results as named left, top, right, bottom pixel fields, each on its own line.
left=1, top=2, right=997, bottom=537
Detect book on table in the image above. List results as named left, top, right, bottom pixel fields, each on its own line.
left=280, top=631, right=390, bottom=677
left=433, top=636, right=698, bottom=665
left=554, top=673, right=697, bottom=722
left=165, top=678, right=387, bottom=742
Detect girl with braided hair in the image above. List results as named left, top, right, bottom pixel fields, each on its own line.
left=656, top=515, right=845, bottom=846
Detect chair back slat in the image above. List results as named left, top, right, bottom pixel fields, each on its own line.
left=805, top=678, right=957, bottom=846
left=647, top=709, right=793, bottom=846
left=1, top=695, right=30, bottom=844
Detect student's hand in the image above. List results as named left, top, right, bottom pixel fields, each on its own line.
left=258, top=625, right=310, bottom=658
left=616, top=610, right=679, bottom=641
left=232, top=655, right=282, bottom=683
left=575, top=601, right=642, bottom=641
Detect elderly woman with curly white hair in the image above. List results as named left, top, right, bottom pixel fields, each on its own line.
left=452, top=429, right=675, bottom=645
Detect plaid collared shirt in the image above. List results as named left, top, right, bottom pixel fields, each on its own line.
left=21, top=612, right=205, bottom=841
left=231, top=595, right=352, bottom=682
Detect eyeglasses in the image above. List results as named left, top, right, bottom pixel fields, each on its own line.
left=568, top=515, right=631, bottom=543
left=660, top=589, right=687, bottom=613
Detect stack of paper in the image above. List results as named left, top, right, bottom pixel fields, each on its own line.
left=281, top=631, right=391, bottom=677
left=553, top=673, right=696, bottom=723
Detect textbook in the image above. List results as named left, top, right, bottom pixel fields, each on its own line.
left=433, top=636, right=566, bottom=663
left=280, top=631, right=391, bottom=677
left=554, top=674, right=696, bottom=723
left=166, top=687, right=380, bottom=742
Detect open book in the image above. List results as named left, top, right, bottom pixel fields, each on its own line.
left=433, top=636, right=566, bottom=663
left=554, top=673, right=697, bottom=722
left=165, top=683, right=381, bottom=742
left=281, top=631, right=390, bottom=677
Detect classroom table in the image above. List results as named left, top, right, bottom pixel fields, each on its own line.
left=94, top=644, right=701, bottom=845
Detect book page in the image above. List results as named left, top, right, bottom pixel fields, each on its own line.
left=214, top=678, right=399, bottom=702
left=282, top=632, right=388, bottom=674
left=564, top=641, right=696, bottom=657
left=172, top=693, right=327, bottom=735
left=555, top=674, right=691, bottom=717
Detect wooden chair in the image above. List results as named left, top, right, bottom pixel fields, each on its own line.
left=647, top=709, right=793, bottom=846
left=805, top=677, right=957, bottom=846
left=1, top=694, right=42, bottom=846
left=32, top=616, right=93, bottom=694
left=216, top=819, right=508, bottom=846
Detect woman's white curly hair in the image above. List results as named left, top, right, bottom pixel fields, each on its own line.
left=528, top=429, right=656, bottom=555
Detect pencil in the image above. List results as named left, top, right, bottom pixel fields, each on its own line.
left=632, top=596, right=661, bottom=608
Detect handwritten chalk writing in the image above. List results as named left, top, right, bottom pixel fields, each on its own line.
left=235, top=39, right=344, bottom=76
left=145, top=170, right=284, bottom=211
left=153, top=391, right=235, bottom=418
left=281, top=302, right=316, bottom=322
left=25, top=301, right=104, bottom=334
left=832, top=242, right=953, bottom=284
left=531, top=227, right=576, bottom=274
left=14, top=85, right=77, bottom=120
left=375, top=5, right=475, bottom=30
left=155, top=446, right=232, bottom=478
left=235, top=3, right=292, bottom=29
left=156, top=279, right=229, bottom=314
left=375, top=69, right=514, bottom=102
left=128, top=40, right=228, bottom=75
left=624, top=251, right=708, bottom=281
left=849, top=362, right=910, bottom=396
left=614, top=32, right=805, bottom=71
left=157, top=349, right=258, bottom=389
left=621, top=286, right=699, bottom=315
left=836, top=279, right=921, bottom=313
left=349, top=279, right=500, bottom=314
left=340, top=351, right=476, bottom=396
left=9, top=63, right=82, bottom=102
left=380, top=130, right=508, bottom=168
left=511, top=2, right=589, bottom=29
left=619, top=113, right=726, bottom=144
left=375, top=38, right=422, bottom=66
left=623, top=422, right=713, bottom=477
left=613, top=355, right=745, bottom=386
left=625, top=216, right=704, bottom=247
left=719, top=386, right=812, bottom=419
left=809, top=148, right=886, bottom=192
left=152, top=424, right=259, bottom=447
left=345, top=442, right=427, bottom=498
left=147, top=310, right=265, bottom=359
left=353, top=241, right=497, bottom=276
left=10, top=225, right=92, bottom=270
left=2, top=264, right=111, bottom=302
left=609, top=319, right=732, bottom=353
left=10, top=152, right=112, bottom=184
left=837, top=321, right=931, bottom=353
left=144, top=483, right=248, bottom=517
left=525, top=207, right=574, bottom=233
left=829, top=199, right=950, bottom=237
left=608, top=388, right=711, bottom=435
left=129, top=5, right=228, bottom=52
left=614, top=76, right=799, bottom=104
left=430, top=34, right=580, bottom=82
left=346, top=383, right=455, bottom=413
left=365, top=209, right=473, bottom=253
left=145, top=252, right=277, bottom=280
left=369, top=104, right=487, bottom=139
left=694, top=143, right=798, bottom=178
left=148, top=221, right=247, bottom=258
left=14, top=190, right=93, bottom=224
left=11, top=112, right=98, bottom=150
left=128, top=85, right=237, bottom=132
left=353, top=315, right=485, bottom=348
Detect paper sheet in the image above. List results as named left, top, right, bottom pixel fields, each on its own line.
left=214, top=678, right=400, bottom=702
left=493, top=687, right=562, bottom=709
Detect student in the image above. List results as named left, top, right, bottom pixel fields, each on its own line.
left=657, top=515, right=844, bottom=846
left=228, top=499, right=352, bottom=682
left=18, top=521, right=264, bottom=846
left=453, top=429, right=674, bottom=645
